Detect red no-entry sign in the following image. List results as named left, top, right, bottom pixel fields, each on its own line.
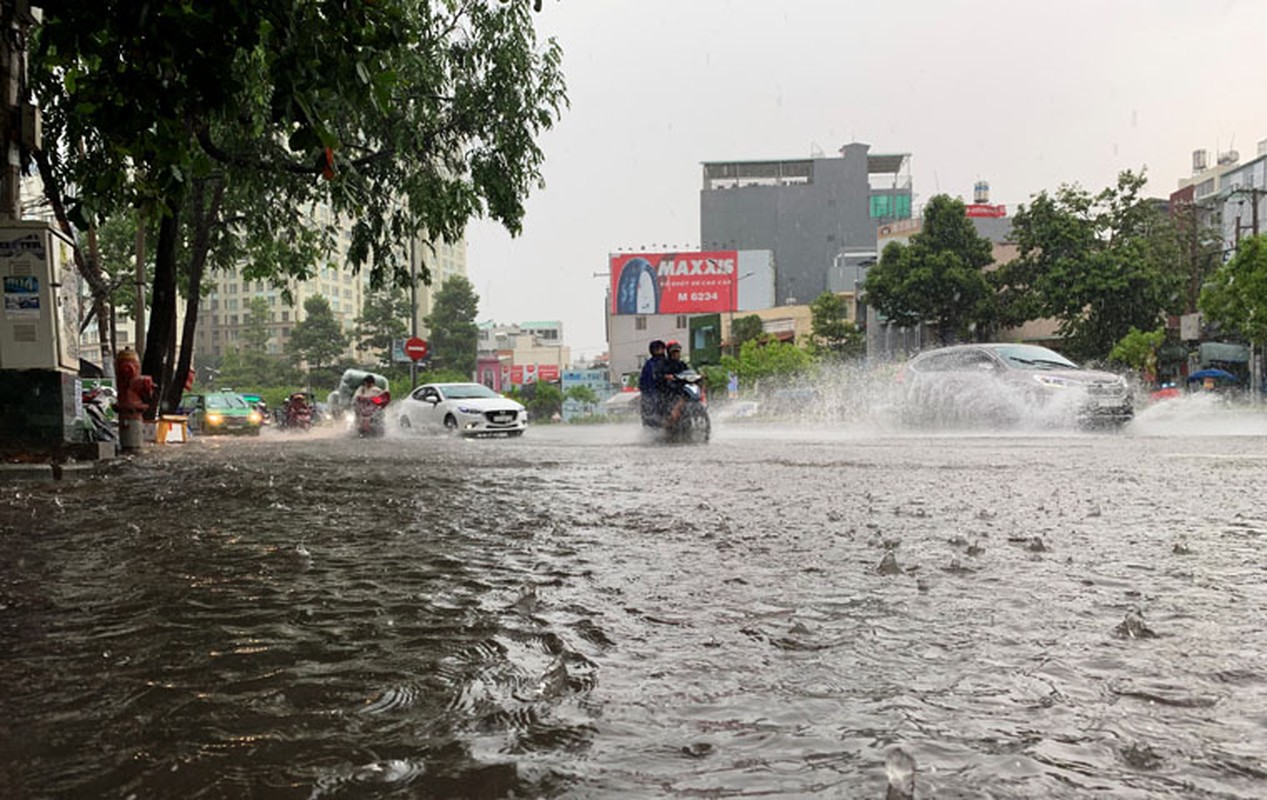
left=404, top=337, right=429, bottom=361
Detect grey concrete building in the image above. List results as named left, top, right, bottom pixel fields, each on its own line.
left=699, top=142, right=911, bottom=310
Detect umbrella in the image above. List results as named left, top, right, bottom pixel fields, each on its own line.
left=1186, top=368, right=1238, bottom=383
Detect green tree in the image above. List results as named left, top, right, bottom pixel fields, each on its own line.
left=356, top=287, right=411, bottom=368
left=721, top=336, right=813, bottom=389
left=862, top=194, right=994, bottom=344
left=998, top=170, right=1183, bottom=362
left=565, top=385, right=599, bottom=417
left=808, top=291, right=865, bottom=360
left=29, top=1, right=566, bottom=410
left=227, top=296, right=276, bottom=385
left=1199, top=235, right=1267, bottom=345
left=1108, top=326, right=1166, bottom=381
left=525, top=382, right=564, bottom=420
left=731, top=314, right=765, bottom=351
left=288, top=296, right=350, bottom=374
left=424, top=276, right=480, bottom=377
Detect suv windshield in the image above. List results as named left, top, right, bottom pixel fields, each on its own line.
left=993, top=345, right=1078, bottom=370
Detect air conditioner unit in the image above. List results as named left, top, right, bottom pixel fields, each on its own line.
left=0, top=221, right=79, bottom=372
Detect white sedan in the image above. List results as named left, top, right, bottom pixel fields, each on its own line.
left=397, top=382, right=528, bottom=437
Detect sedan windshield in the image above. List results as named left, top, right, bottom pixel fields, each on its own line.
left=440, top=384, right=502, bottom=400
left=993, top=345, right=1078, bottom=370
left=206, top=395, right=248, bottom=409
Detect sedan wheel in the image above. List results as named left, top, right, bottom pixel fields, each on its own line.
left=444, top=414, right=459, bottom=433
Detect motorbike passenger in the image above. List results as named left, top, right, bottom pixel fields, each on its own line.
left=639, top=339, right=667, bottom=423
left=659, top=340, right=691, bottom=426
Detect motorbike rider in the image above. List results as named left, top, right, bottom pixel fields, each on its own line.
left=658, top=340, right=691, bottom=426
left=354, top=375, right=384, bottom=400
left=284, top=391, right=312, bottom=426
left=639, top=339, right=667, bottom=421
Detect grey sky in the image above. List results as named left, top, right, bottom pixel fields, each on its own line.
left=466, top=0, right=1264, bottom=360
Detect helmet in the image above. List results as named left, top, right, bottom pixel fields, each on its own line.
left=666, top=339, right=682, bottom=352
left=362, top=375, right=376, bottom=385
left=648, top=339, right=666, bottom=355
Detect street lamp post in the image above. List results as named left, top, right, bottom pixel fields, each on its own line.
left=729, top=271, right=755, bottom=358
left=409, top=232, right=418, bottom=390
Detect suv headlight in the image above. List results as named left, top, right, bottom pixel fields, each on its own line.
left=1033, top=374, right=1075, bottom=389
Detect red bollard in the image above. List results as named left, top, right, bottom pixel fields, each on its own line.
left=114, top=348, right=154, bottom=451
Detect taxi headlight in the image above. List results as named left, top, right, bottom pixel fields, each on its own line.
left=206, top=413, right=223, bottom=426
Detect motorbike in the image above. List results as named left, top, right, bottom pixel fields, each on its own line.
left=354, top=390, right=391, bottom=437
left=82, top=386, right=118, bottom=444
left=282, top=393, right=314, bottom=431
left=641, top=369, right=710, bottom=444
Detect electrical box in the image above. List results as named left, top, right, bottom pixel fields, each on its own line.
left=0, top=221, right=79, bottom=372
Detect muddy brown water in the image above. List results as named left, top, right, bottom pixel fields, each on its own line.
left=2, top=411, right=1265, bottom=798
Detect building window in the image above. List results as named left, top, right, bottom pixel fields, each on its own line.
left=676, top=315, right=687, bottom=329
left=869, top=193, right=912, bottom=219
left=282, top=310, right=289, bottom=322
left=635, top=316, right=647, bottom=331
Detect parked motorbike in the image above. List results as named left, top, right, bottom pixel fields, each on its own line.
left=354, top=390, right=391, bottom=438
left=82, top=386, right=118, bottom=444
left=641, top=369, right=710, bottom=444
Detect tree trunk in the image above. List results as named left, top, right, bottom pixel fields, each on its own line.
left=33, top=149, right=116, bottom=373
left=143, top=198, right=181, bottom=416
left=164, top=178, right=224, bottom=411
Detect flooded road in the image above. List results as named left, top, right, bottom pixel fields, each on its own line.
left=3, top=407, right=1266, bottom=798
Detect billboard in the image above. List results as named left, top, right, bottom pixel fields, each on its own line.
left=610, top=251, right=739, bottom=315
left=510, top=364, right=561, bottom=385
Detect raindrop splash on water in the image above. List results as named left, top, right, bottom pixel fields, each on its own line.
left=885, top=746, right=916, bottom=799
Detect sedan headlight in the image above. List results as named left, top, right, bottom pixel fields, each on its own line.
left=456, top=405, right=480, bottom=415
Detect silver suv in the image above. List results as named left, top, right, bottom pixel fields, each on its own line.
left=899, top=343, right=1133, bottom=428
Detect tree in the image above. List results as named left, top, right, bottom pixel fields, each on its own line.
left=862, top=195, right=994, bottom=344
left=998, top=170, right=1183, bottom=362
left=524, top=382, right=563, bottom=420
left=356, top=287, right=410, bottom=368
left=1199, top=235, right=1267, bottom=345
left=721, top=336, right=813, bottom=388
left=1108, top=326, right=1166, bottom=382
left=731, top=314, right=765, bottom=351
left=29, top=1, right=566, bottom=411
left=287, top=296, right=350, bottom=374
left=424, top=276, right=480, bottom=377
left=565, top=385, right=599, bottom=417
left=808, top=291, right=865, bottom=360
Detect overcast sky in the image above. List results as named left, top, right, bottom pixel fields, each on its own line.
left=464, top=0, right=1265, bottom=360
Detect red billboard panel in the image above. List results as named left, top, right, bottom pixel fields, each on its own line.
left=964, top=204, right=1007, bottom=218
left=510, top=364, right=561, bottom=385
left=610, top=251, right=739, bottom=315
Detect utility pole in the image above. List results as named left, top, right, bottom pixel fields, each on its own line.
left=409, top=231, right=418, bottom=390
left=134, top=213, right=146, bottom=359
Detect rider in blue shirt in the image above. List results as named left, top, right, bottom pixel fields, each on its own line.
left=639, top=339, right=666, bottom=421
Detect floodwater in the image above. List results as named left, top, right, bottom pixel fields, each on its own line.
left=3, top=398, right=1266, bottom=798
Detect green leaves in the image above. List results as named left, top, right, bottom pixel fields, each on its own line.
left=1200, top=235, right=1267, bottom=344
left=422, top=275, right=480, bottom=376
left=1007, top=170, right=1183, bottom=361
left=862, top=195, right=994, bottom=344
